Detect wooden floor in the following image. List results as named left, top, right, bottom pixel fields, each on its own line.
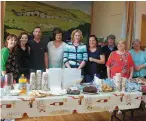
left=16, top=109, right=146, bottom=121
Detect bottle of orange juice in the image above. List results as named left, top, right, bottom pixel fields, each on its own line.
left=19, top=74, right=27, bottom=94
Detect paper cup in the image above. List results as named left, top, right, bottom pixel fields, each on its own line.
left=0, top=88, right=5, bottom=96
left=3, top=86, right=11, bottom=95
left=116, top=73, right=121, bottom=76
left=13, top=84, right=20, bottom=90
left=121, top=77, right=127, bottom=92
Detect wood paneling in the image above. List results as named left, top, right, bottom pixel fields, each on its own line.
left=1, top=1, right=5, bottom=48
left=141, top=14, right=146, bottom=48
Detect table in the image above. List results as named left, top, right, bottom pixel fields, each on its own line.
left=0, top=91, right=142, bottom=120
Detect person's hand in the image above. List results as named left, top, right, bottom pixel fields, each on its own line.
left=140, top=80, right=146, bottom=85
left=107, top=76, right=111, bottom=79
left=77, top=67, right=81, bottom=69
left=89, top=57, right=94, bottom=62
left=135, top=65, right=143, bottom=71
left=128, top=76, right=132, bottom=79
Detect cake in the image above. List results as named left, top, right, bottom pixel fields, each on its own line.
left=67, top=88, right=80, bottom=95
left=83, top=86, right=97, bottom=93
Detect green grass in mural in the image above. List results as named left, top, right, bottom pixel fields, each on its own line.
left=4, top=1, right=91, bottom=36
left=6, top=29, right=26, bottom=36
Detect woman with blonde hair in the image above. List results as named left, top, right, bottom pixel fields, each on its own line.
left=129, top=39, right=146, bottom=78
left=106, top=40, right=134, bottom=79
left=63, top=29, right=88, bottom=69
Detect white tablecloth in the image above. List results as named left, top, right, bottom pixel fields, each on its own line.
left=0, top=91, right=142, bottom=119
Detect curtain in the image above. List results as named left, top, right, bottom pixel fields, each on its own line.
left=125, top=1, right=135, bottom=50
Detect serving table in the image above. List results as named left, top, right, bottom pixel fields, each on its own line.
left=0, top=91, right=142, bottom=121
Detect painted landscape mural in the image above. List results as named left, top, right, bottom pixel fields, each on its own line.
left=4, top=1, right=92, bottom=42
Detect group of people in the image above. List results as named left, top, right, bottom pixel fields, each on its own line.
left=1, top=27, right=146, bottom=83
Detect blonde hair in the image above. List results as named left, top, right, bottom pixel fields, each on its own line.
left=71, top=29, right=83, bottom=42
left=118, top=40, right=126, bottom=45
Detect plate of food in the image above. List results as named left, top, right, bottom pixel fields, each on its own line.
left=10, top=90, right=21, bottom=96
left=48, top=88, right=67, bottom=96
left=29, top=90, right=49, bottom=98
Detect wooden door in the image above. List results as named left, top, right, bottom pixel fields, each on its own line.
left=141, top=14, right=146, bottom=50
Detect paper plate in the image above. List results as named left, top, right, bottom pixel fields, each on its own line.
left=10, top=90, right=20, bottom=96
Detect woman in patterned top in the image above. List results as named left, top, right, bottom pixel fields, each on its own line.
left=63, top=29, right=88, bottom=69
left=106, top=40, right=134, bottom=79
left=1, top=34, right=19, bottom=82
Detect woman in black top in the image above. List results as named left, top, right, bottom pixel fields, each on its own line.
left=16, top=32, right=30, bottom=79
left=84, top=35, right=105, bottom=82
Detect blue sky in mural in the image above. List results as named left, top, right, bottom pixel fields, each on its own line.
left=41, top=1, right=92, bottom=15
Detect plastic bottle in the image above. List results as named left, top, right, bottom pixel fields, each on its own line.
left=19, top=74, right=27, bottom=94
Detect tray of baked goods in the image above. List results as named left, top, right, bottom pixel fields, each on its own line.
left=28, top=90, right=50, bottom=98
left=82, top=86, right=99, bottom=94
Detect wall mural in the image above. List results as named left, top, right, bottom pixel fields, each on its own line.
left=4, top=1, right=92, bottom=42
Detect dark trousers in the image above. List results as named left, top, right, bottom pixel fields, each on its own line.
left=84, top=73, right=100, bottom=83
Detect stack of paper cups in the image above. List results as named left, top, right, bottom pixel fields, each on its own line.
left=41, top=72, right=49, bottom=91
left=30, top=72, right=36, bottom=90
left=36, top=70, right=42, bottom=90
left=121, top=77, right=127, bottom=92
left=115, top=73, right=121, bottom=91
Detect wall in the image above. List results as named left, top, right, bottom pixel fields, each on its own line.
left=135, top=1, right=146, bottom=39
left=91, top=1, right=146, bottom=41
left=91, top=1, right=125, bottom=41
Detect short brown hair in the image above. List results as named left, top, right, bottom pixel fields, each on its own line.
left=71, top=29, right=83, bottom=42
left=107, top=34, right=116, bottom=40
left=52, top=28, right=63, bottom=40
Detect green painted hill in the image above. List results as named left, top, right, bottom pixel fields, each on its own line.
left=4, top=1, right=90, bottom=35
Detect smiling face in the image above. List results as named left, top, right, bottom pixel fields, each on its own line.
left=133, top=41, right=140, bottom=50
left=117, top=40, right=126, bottom=51
left=20, top=34, right=28, bottom=45
left=74, top=32, right=81, bottom=43
left=108, top=38, right=115, bottom=46
left=7, top=37, right=17, bottom=49
left=89, top=37, right=97, bottom=48
left=55, top=33, right=62, bottom=41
